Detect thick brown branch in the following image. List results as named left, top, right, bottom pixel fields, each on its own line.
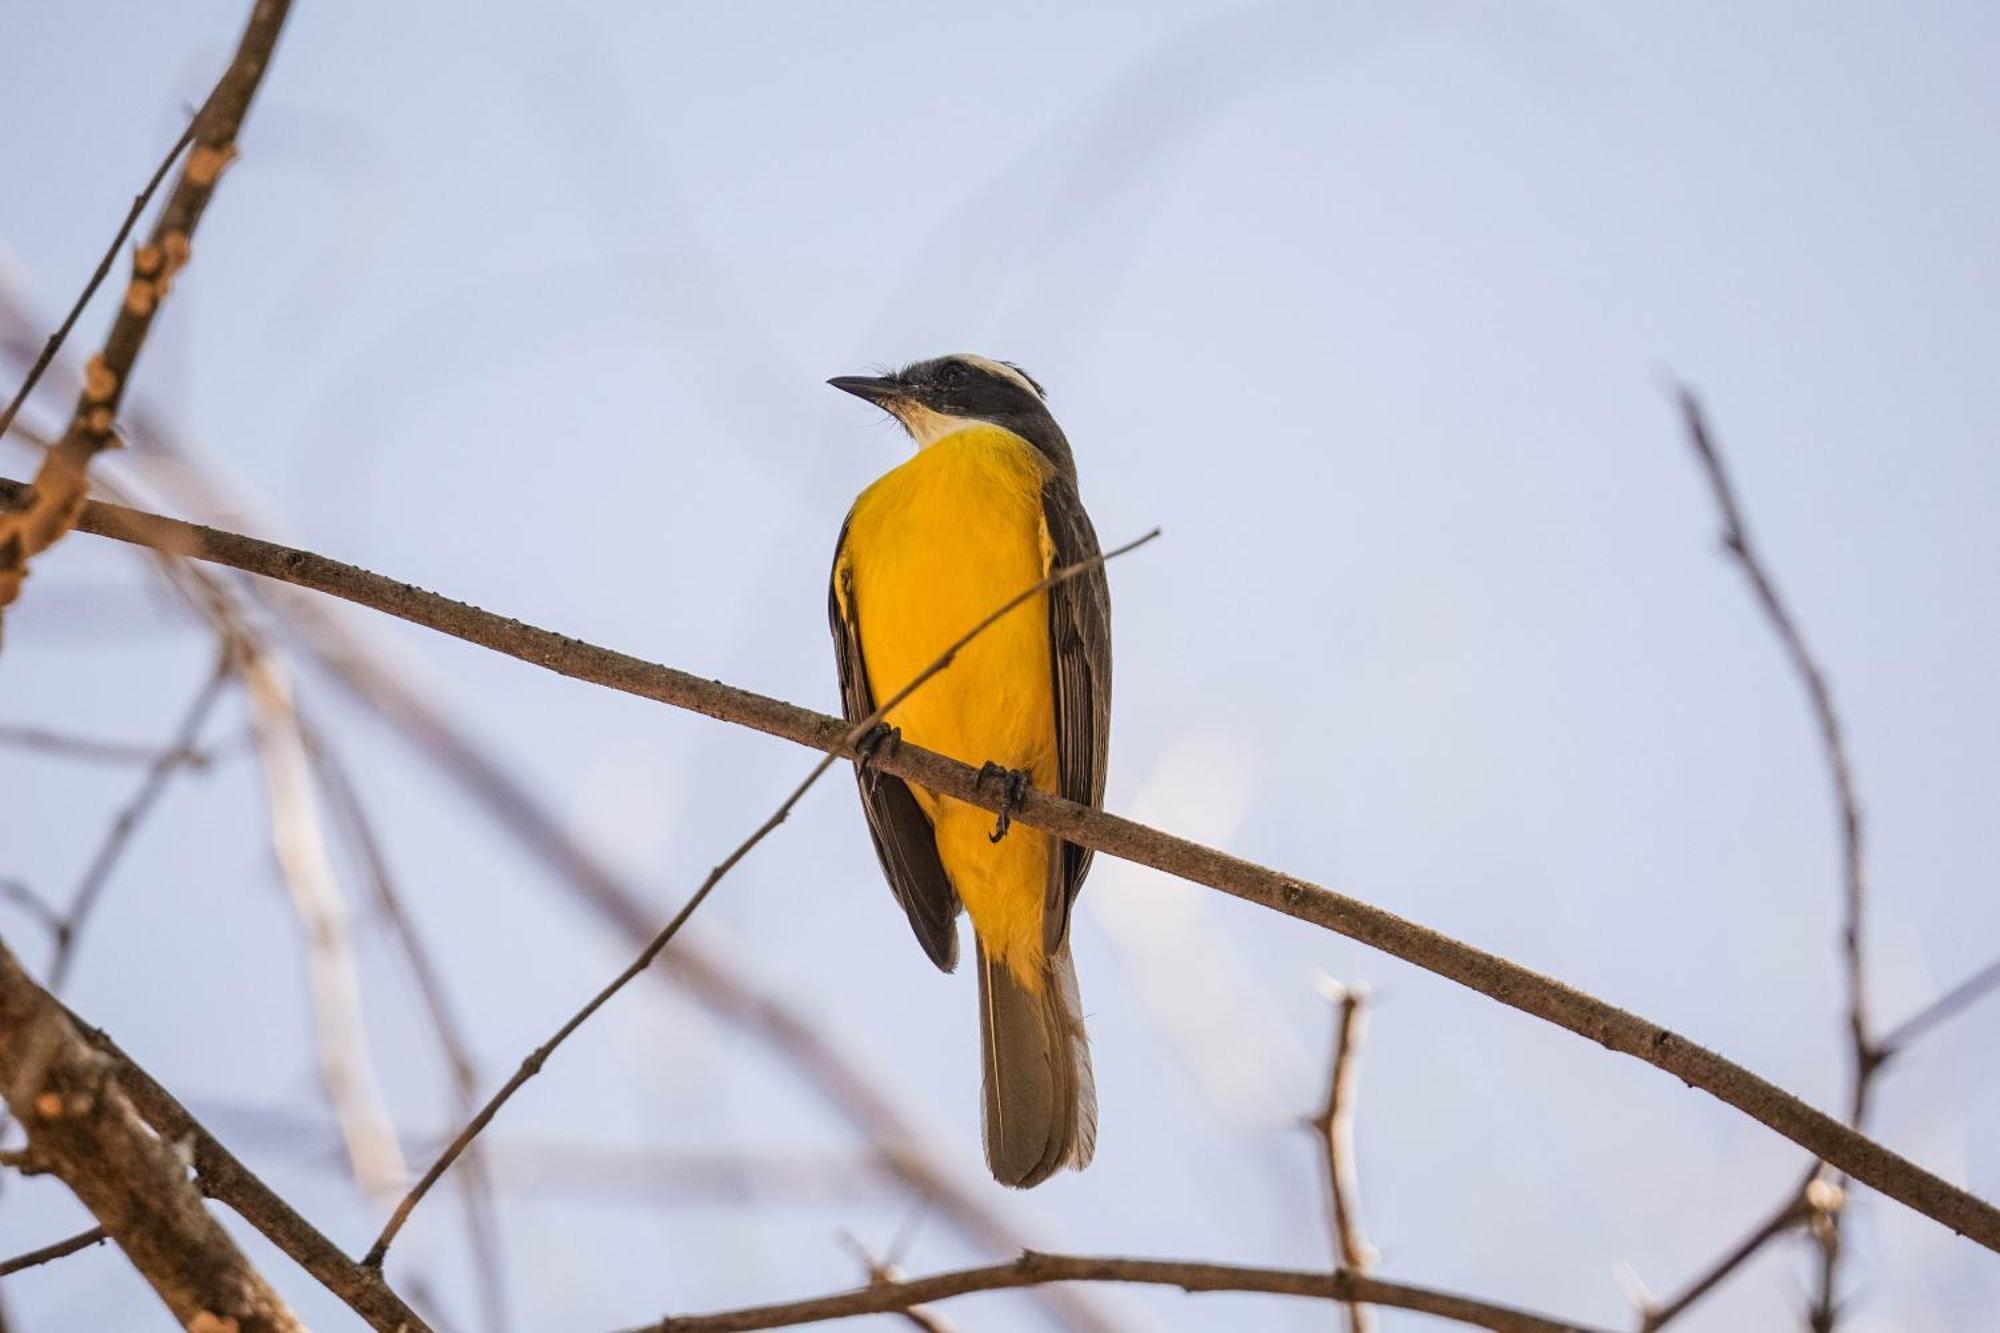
left=0, top=0, right=292, bottom=611
left=0, top=935, right=301, bottom=1330
left=9, top=483, right=1999, bottom=1253
left=60, top=1011, right=431, bottom=1332
left=630, top=1252, right=1613, bottom=1333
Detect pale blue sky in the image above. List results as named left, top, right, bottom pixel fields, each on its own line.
left=2, top=2, right=1996, bottom=1329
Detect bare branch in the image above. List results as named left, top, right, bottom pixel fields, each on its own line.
left=0, top=0, right=293, bottom=613
left=16, top=483, right=2000, bottom=1253
left=1673, top=386, right=1882, bottom=1330
left=62, top=1008, right=431, bottom=1332
left=0, top=880, right=65, bottom=943
left=308, top=729, right=510, bottom=1333
left=0, top=722, right=212, bottom=768
left=47, top=657, right=231, bottom=991
left=1310, top=980, right=1374, bottom=1333
left=1639, top=1184, right=1811, bottom=1331
left=0, top=1226, right=109, bottom=1278
left=1878, top=955, right=2000, bottom=1059
left=0, top=935, right=302, bottom=1330
left=361, top=529, right=1161, bottom=1268
left=239, top=644, right=407, bottom=1199
left=628, top=1251, right=1616, bottom=1333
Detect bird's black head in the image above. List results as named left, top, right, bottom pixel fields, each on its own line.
left=829, top=353, right=1073, bottom=473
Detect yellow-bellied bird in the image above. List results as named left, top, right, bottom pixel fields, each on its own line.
left=829, top=354, right=1110, bottom=1187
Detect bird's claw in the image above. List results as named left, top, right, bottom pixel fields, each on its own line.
left=978, top=761, right=1030, bottom=843
left=856, top=723, right=901, bottom=793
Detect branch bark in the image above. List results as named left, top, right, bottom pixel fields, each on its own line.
left=14, top=482, right=1998, bottom=1254
left=627, top=1252, right=1614, bottom=1333
left=0, top=935, right=302, bottom=1330
left=60, top=1009, right=432, bottom=1333
left=0, top=0, right=292, bottom=612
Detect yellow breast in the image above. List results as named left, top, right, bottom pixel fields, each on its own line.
left=840, top=424, right=1058, bottom=984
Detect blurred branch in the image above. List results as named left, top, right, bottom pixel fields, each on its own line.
left=1310, top=980, right=1375, bottom=1333
left=1877, top=955, right=2000, bottom=1059
left=0, top=880, right=65, bottom=943
left=239, top=645, right=407, bottom=1200
left=62, top=1007, right=431, bottom=1332
left=0, top=0, right=291, bottom=614
left=631, top=1251, right=1615, bottom=1333
left=307, top=730, right=509, bottom=1332
left=0, top=1226, right=109, bottom=1278
left=361, top=529, right=1159, bottom=1269
left=1639, top=1185, right=1813, bottom=1331
left=46, top=656, right=231, bottom=991
left=0, top=935, right=302, bottom=1330
left=837, top=1234, right=958, bottom=1333
left=0, top=722, right=213, bottom=768
left=15, top=482, right=1999, bottom=1254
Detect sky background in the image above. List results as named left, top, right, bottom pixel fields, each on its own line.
left=2, top=2, right=1997, bottom=1330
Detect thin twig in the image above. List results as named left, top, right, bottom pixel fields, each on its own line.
left=362, top=528, right=1161, bottom=1268
left=837, top=1234, right=958, bottom=1333
left=0, top=0, right=293, bottom=612
left=47, top=656, right=231, bottom=991
left=0, top=722, right=211, bottom=768
left=0, top=102, right=207, bottom=445
left=19, top=481, right=2000, bottom=1253
left=0, top=880, right=65, bottom=943
left=630, top=1251, right=1616, bottom=1333
left=1674, top=386, right=1879, bottom=1331
left=1877, top=955, right=2000, bottom=1058
left=308, top=728, right=510, bottom=1333
left=1310, top=979, right=1374, bottom=1333
left=1639, top=1186, right=1813, bottom=1331
left=0, top=1225, right=110, bottom=1278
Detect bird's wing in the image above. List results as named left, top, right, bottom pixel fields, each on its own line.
left=1040, top=474, right=1113, bottom=954
left=829, top=521, right=962, bottom=972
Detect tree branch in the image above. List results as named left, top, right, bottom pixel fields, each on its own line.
left=627, top=1252, right=1615, bottom=1333
left=0, top=1226, right=109, bottom=1279
left=1310, top=980, right=1374, bottom=1333
left=46, top=656, right=231, bottom=991
left=0, top=0, right=292, bottom=613
left=11, top=482, right=1997, bottom=1254
left=0, top=935, right=302, bottom=1330
left=360, top=529, right=1160, bottom=1268
left=59, top=1009, right=432, bottom=1332
left=1670, top=386, right=1884, bottom=1330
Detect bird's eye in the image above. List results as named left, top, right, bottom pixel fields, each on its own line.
left=938, top=362, right=969, bottom=386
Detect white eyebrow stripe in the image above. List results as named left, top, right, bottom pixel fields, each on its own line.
left=953, top=354, right=1042, bottom=399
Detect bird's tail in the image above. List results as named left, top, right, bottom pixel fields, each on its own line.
left=977, top=938, right=1096, bottom=1187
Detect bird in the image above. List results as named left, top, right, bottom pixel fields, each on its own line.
left=828, top=353, right=1111, bottom=1187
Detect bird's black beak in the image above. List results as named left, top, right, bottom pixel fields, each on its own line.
left=827, top=374, right=905, bottom=406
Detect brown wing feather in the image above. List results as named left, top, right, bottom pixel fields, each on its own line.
left=830, top=521, right=962, bottom=972
left=1040, top=475, right=1112, bottom=954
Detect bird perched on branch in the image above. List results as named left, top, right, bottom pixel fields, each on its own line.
left=829, top=354, right=1111, bottom=1187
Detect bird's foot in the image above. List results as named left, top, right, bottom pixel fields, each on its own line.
left=856, top=723, right=901, bottom=793
left=978, top=761, right=1031, bottom=843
